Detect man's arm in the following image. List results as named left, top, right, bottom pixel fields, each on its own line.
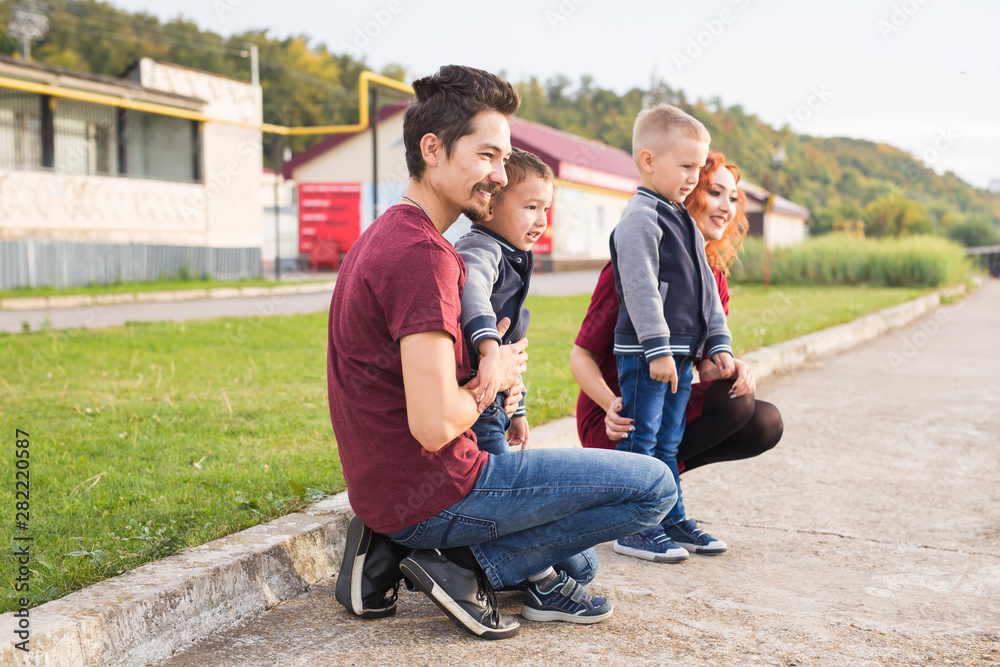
left=401, top=330, right=527, bottom=452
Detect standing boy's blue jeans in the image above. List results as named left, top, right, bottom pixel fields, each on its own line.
left=386, top=448, right=675, bottom=590
left=471, top=391, right=518, bottom=456
left=615, top=354, right=694, bottom=525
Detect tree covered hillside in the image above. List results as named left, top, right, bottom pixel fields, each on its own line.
left=0, top=0, right=409, bottom=157
left=3, top=0, right=997, bottom=244
left=515, top=76, right=1000, bottom=245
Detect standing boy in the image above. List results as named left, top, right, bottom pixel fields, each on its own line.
left=328, top=65, right=676, bottom=640
left=455, top=147, right=552, bottom=454
left=610, top=103, right=735, bottom=563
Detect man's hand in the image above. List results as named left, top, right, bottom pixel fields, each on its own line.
left=649, top=355, right=679, bottom=393
left=604, top=396, right=634, bottom=441
left=728, top=358, right=756, bottom=398
left=712, top=351, right=735, bottom=379
left=507, top=416, right=530, bottom=449
left=474, top=341, right=505, bottom=410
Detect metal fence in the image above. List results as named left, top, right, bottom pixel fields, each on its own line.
left=0, top=87, right=199, bottom=182
left=0, top=89, right=45, bottom=171
left=966, top=245, right=1000, bottom=277
left=0, top=239, right=261, bottom=290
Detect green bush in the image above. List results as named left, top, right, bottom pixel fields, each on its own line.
left=946, top=216, right=1000, bottom=247
left=729, top=235, right=973, bottom=287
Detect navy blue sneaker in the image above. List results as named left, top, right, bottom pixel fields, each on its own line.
left=662, top=518, right=727, bottom=555
left=613, top=525, right=689, bottom=562
left=521, top=572, right=613, bottom=624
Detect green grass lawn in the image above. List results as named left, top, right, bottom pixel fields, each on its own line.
left=0, top=284, right=935, bottom=611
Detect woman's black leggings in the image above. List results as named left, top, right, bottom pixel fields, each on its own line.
left=677, top=379, right=783, bottom=473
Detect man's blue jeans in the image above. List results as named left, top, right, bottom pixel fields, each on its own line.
left=386, top=448, right=675, bottom=590
left=615, top=354, right=693, bottom=525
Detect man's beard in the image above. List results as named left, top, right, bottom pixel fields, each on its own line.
left=463, top=182, right=500, bottom=222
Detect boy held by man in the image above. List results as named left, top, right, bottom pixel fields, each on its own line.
left=455, top=147, right=552, bottom=454
left=610, top=103, right=735, bottom=562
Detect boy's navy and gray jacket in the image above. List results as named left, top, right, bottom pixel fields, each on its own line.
left=454, top=225, right=531, bottom=417
left=610, top=186, right=732, bottom=362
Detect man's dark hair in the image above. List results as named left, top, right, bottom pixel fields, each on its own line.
left=403, top=65, right=520, bottom=180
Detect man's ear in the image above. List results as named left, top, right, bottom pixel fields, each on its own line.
left=638, top=149, right=655, bottom=174
left=420, top=133, right=441, bottom=167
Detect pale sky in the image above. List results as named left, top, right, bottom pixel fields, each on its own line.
left=105, top=0, right=999, bottom=190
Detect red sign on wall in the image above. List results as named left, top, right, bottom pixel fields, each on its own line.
left=299, top=183, right=362, bottom=254
left=533, top=204, right=554, bottom=255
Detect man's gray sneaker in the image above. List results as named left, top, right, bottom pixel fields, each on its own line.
left=399, top=549, right=520, bottom=640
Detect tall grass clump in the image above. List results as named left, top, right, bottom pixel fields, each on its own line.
left=729, top=235, right=972, bottom=287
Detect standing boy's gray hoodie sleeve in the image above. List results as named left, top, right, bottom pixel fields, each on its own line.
left=613, top=210, right=673, bottom=360
left=455, top=237, right=503, bottom=349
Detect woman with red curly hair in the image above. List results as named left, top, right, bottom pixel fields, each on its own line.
left=571, top=152, right=783, bottom=558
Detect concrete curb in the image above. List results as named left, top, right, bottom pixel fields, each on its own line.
left=0, top=496, right=354, bottom=667
left=0, top=282, right=338, bottom=312
left=0, top=280, right=978, bottom=666
left=740, top=281, right=972, bottom=382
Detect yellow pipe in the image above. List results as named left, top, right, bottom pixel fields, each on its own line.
left=0, top=69, right=413, bottom=137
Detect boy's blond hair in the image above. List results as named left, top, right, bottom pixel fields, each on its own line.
left=632, top=103, right=711, bottom=166
left=493, top=147, right=553, bottom=207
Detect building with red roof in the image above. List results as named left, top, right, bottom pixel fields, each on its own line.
left=282, top=106, right=809, bottom=270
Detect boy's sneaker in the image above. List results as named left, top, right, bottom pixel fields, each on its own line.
left=662, top=518, right=728, bottom=555
left=399, top=549, right=520, bottom=640
left=335, top=516, right=406, bottom=619
left=521, top=572, right=613, bottom=624
left=613, top=525, right=689, bottom=562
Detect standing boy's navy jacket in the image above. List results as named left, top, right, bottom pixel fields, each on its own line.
left=454, top=224, right=531, bottom=417
left=610, top=187, right=732, bottom=361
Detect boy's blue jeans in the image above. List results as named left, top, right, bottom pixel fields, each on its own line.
left=615, top=354, right=694, bottom=526
left=387, top=448, right=675, bottom=590
left=471, top=391, right=518, bottom=456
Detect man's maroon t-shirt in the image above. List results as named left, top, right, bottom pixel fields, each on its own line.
left=575, top=260, right=730, bottom=450
left=326, top=204, right=488, bottom=534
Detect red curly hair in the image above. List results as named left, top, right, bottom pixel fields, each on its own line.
left=684, top=152, right=749, bottom=276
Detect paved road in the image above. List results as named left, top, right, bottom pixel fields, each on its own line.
left=0, top=271, right=601, bottom=333
left=157, top=280, right=1000, bottom=665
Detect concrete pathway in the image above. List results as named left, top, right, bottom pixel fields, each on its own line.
left=154, top=280, right=1000, bottom=666
left=0, top=271, right=601, bottom=333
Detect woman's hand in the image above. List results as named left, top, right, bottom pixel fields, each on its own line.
left=604, top=396, right=634, bottom=442
left=728, top=358, right=756, bottom=398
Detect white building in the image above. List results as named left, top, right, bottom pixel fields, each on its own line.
left=0, top=55, right=263, bottom=289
